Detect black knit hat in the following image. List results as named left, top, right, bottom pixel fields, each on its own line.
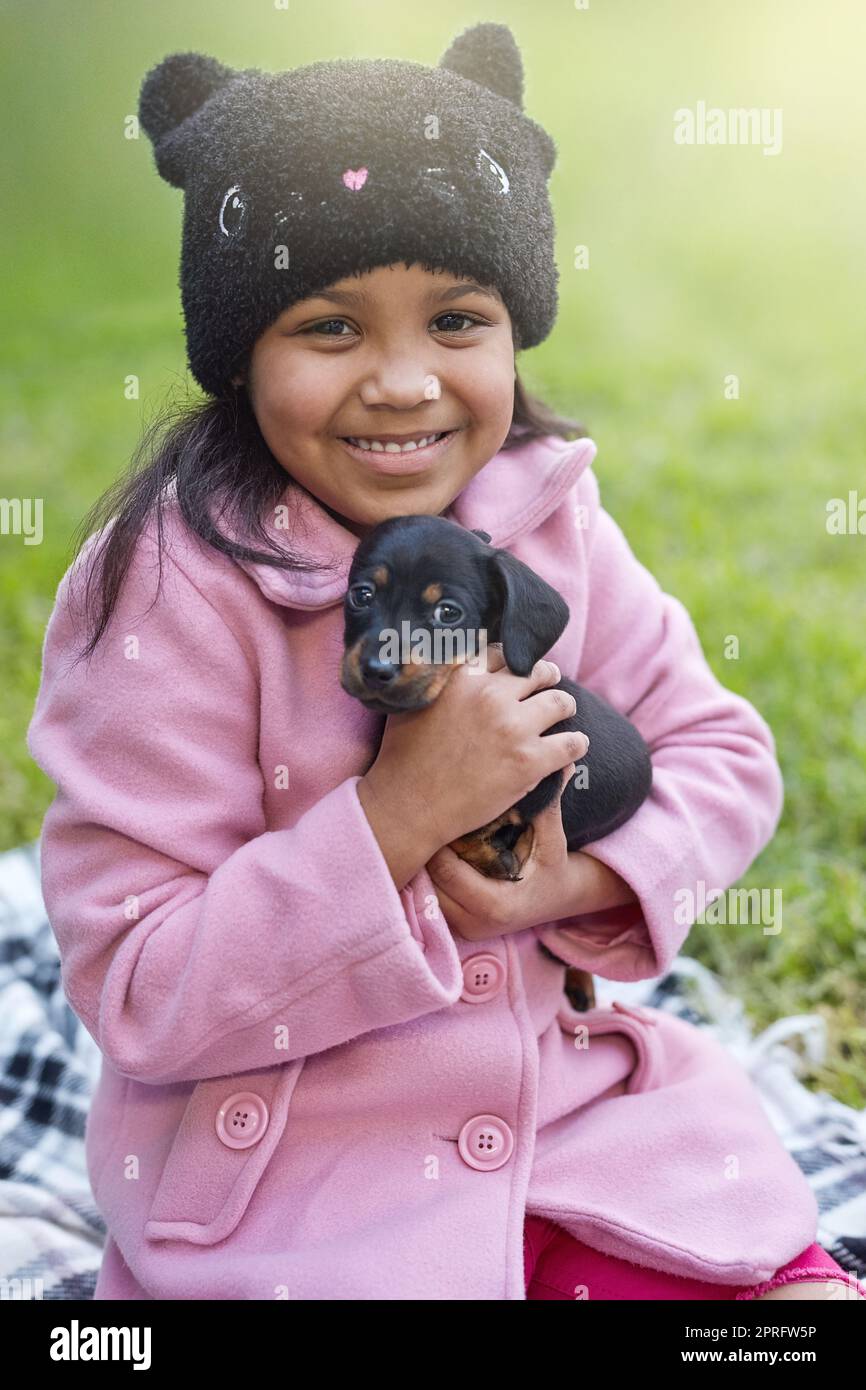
left=138, top=22, right=559, bottom=398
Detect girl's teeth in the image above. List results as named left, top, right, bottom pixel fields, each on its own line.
left=347, top=433, right=445, bottom=453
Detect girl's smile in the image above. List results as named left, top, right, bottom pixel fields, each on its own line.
left=335, top=426, right=463, bottom=475
left=236, top=261, right=516, bottom=538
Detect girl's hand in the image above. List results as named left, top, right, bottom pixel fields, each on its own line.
left=360, top=647, right=588, bottom=857
left=426, top=765, right=578, bottom=941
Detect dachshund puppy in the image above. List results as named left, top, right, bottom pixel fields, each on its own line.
left=341, top=514, right=652, bottom=882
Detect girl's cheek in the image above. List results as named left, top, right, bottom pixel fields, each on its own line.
left=255, top=359, right=326, bottom=430
left=274, top=352, right=346, bottom=417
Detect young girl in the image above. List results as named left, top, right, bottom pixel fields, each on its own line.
left=27, top=24, right=862, bottom=1301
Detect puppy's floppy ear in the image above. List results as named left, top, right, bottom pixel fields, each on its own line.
left=487, top=549, right=569, bottom=675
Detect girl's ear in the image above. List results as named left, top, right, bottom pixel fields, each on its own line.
left=439, top=22, right=524, bottom=109
left=486, top=549, right=570, bottom=675
left=139, top=51, right=239, bottom=188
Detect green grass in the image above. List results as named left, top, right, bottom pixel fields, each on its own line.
left=2, top=0, right=864, bottom=1103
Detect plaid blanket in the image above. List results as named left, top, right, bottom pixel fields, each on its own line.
left=2, top=839, right=864, bottom=1299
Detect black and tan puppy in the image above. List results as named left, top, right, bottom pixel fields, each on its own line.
left=341, top=515, right=653, bottom=889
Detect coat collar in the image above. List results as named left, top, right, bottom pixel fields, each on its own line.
left=234, top=433, right=598, bottom=611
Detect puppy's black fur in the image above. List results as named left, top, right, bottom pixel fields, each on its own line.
left=341, top=515, right=652, bottom=879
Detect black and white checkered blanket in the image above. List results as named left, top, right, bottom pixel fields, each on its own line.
left=1, top=839, right=864, bottom=1299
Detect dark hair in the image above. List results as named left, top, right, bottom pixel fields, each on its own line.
left=68, top=371, right=587, bottom=664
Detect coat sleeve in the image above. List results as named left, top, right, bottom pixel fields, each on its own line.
left=535, top=466, right=784, bottom=982
left=26, top=530, right=463, bottom=1086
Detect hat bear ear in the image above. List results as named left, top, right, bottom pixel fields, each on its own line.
left=139, top=52, right=238, bottom=187
left=439, top=22, right=524, bottom=110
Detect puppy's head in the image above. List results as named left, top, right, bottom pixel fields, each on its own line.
left=340, top=515, right=569, bottom=713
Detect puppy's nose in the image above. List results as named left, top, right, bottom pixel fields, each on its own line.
left=361, top=655, right=400, bottom=686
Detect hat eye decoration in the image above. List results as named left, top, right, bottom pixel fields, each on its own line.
left=219, top=184, right=247, bottom=237
left=476, top=148, right=510, bottom=194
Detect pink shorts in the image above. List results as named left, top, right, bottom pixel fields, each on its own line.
left=524, top=1216, right=864, bottom=1300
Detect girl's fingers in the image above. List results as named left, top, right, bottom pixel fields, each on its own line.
left=486, top=654, right=561, bottom=697
left=514, top=658, right=563, bottom=697
left=482, top=643, right=508, bottom=673
left=520, top=686, right=586, bottom=743
left=543, top=729, right=590, bottom=770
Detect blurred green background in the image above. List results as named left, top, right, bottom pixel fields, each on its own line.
left=2, top=0, right=864, bottom=1101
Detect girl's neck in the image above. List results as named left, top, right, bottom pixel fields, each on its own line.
left=319, top=499, right=369, bottom=540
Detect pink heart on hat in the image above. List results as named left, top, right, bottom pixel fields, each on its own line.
left=342, top=166, right=368, bottom=191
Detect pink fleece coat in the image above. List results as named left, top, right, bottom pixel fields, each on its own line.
left=26, top=433, right=818, bottom=1300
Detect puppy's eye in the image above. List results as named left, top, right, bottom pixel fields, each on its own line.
left=433, top=601, right=464, bottom=624
left=348, top=583, right=375, bottom=609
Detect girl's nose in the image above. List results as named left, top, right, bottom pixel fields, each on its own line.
left=358, top=363, right=441, bottom=409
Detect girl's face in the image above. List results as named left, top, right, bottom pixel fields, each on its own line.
left=238, top=262, right=515, bottom=538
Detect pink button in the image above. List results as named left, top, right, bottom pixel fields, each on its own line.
left=457, top=1115, right=514, bottom=1171
left=460, top=952, right=506, bottom=1003
left=215, top=1091, right=270, bottom=1149
left=611, top=999, right=658, bottom=1026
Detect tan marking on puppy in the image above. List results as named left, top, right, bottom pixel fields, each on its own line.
left=340, top=643, right=365, bottom=697
left=564, top=968, right=596, bottom=1010
left=372, top=565, right=389, bottom=586
left=512, top=821, right=535, bottom=863
left=390, top=659, right=462, bottom=704
left=421, top=582, right=443, bottom=604
left=451, top=809, right=534, bottom=881
left=450, top=835, right=503, bottom=874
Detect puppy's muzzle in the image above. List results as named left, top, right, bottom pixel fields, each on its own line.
left=340, top=643, right=456, bottom=713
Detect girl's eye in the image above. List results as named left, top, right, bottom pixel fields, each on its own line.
left=348, top=583, right=375, bottom=608
left=433, top=601, right=464, bottom=624
left=432, top=312, right=482, bottom=334
left=304, top=318, right=354, bottom=337
left=299, top=313, right=484, bottom=338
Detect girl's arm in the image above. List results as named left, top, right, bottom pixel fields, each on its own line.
left=26, top=529, right=464, bottom=1087
left=534, top=465, right=784, bottom=982
left=559, top=847, right=638, bottom=913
